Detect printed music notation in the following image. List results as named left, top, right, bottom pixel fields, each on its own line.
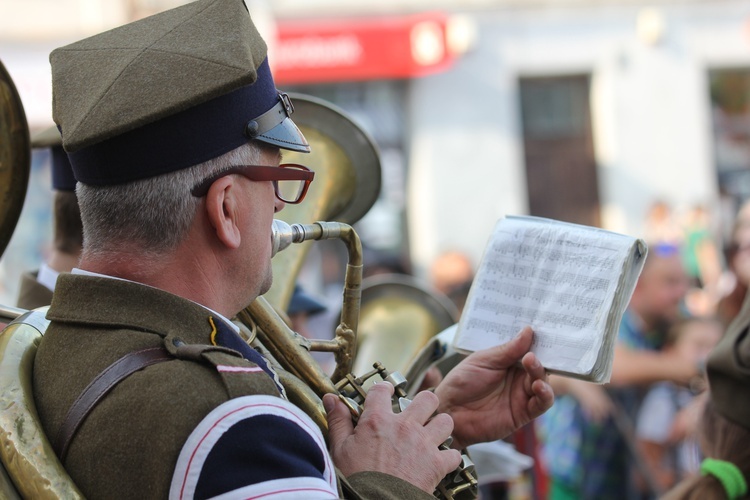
left=453, top=215, right=647, bottom=383
left=465, top=317, right=594, bottom=363
left=477, top=280, right=605, bottom=314
left=491, top=239, right=620, bottom=271
left=481, top=262, right=611, bottom=292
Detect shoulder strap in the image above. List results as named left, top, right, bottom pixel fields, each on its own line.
left=55, top=344, right=359, bottom=498
left=54, top=347, right=173, bottom=462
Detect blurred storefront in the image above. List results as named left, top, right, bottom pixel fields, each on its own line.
left=274, top=11, right=469, bottom=280
left=270, top=1, right=750, bottom=281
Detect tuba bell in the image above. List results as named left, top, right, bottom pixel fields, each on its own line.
left=0, top=60, right=30, bottom=270
left=261, top=92, right=382, bottom=312
left=0, top=59, right=31, bottom=325
left=0, top=59, right=79, bottom=499
left=350, top=273, right=459, bottom=392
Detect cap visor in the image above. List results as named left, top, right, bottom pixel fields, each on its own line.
left=257, top=116, right=310, bottom=153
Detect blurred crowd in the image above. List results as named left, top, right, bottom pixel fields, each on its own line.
left=526, top=199, right=750, bottom=500
left=329, top=197, right=750, bottom=500
left=214, top=194, right=749, bottom=500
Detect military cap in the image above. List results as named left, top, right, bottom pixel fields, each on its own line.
left=50, top=0, right=309, bottom=186
left=706, top=315, right=750, bottom=429
left=31, top=126, right=76, bottom=192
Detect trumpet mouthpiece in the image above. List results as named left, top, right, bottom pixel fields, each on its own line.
left=271, top=219, right=294, bottom=257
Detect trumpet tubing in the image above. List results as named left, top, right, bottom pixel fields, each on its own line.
left=236, top=219, right=366, bottom=436
left=251, top=220, right=362, bottom=386
left=241, top=219, right=478, bottom=499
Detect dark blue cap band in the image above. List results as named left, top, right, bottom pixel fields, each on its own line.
left=68, top=58, right=279, bottom=186
left=51, top=146, right=77, bottom=191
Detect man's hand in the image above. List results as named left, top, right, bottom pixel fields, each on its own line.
left=324, top=382, right=461, bottom=494
left=434, top=327, right=554, bottom=449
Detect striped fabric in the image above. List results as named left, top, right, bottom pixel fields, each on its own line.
left=170, top=395, right=338, bottom=499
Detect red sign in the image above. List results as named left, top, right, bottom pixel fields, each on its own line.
left=273, top=12, right=457, bottom=84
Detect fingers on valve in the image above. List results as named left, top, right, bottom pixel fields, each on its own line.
left=439, top=447, right=463, bottom=473
left=425, top=411, right=455, bottom=441
left=363, top=381, right=395, bottom=411
left=402, top=390, right=440, bottom=422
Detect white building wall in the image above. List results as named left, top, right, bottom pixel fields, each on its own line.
left=407, top=32, right=527, bottom=277
left=407, top=1, right=750, bottom=277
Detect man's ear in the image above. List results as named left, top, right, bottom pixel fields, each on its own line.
left=204, top=177, right=242, bottom=249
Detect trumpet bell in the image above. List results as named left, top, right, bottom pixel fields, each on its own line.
left=282, top=93, right=381, bottom=227
left=265, top=93, right=381, bottom=310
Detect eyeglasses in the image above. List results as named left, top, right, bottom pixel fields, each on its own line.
left=191, top=164, right=314, bottom=204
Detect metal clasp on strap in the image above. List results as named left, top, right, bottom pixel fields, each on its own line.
left=278, top=92, right=294, bottom=116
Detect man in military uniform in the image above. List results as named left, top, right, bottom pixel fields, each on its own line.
left=16, top=127, right=81, bottom=309
left=32, top=0, right=554, bottom=498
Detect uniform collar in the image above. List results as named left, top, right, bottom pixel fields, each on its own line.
left=69, top=268, right=239, bottom=334
left=48, top=273, right=234, bottom=345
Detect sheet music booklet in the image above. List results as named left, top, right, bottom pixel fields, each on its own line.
left=453, top=215, right=647, bottom=383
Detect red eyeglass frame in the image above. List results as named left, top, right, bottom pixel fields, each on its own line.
left=191, top=164, right=315, bottom=204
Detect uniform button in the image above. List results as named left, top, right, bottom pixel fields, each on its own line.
left=244, top=120, right=259, bottom=138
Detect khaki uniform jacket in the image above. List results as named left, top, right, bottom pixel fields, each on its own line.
left=33, top=273, right=432, bottom=499
left=16, top=271, right=53, bottom=310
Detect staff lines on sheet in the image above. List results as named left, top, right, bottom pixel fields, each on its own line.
left=481, top=261, right=610, bottom=292
left=472, top=299, right=592, bottom=329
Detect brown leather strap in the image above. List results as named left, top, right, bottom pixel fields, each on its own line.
left=55, top=346, right=173, bottom=462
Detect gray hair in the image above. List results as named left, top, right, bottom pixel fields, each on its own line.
left=77, top=142, right=262, bottom=257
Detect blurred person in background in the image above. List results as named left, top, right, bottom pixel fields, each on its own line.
left=430, top=250, right=474, bottom=313
left=635, top=316, right=723, bottom=493
left=16, top=127, right=81, bottom=309
left=286, top=283, right=334, bottom=374
left=717, top=200, right=750, bottom=328
left=644, top=200, right=683, bottom=247
left=538, top=243, right=700, bottom=500
left=680, top=204, right=724, bottom=317
left=662, top=303, right=750, bottom=500
left=362, top=245, right=410, bottom=279
left=287, top=283, right=327, bottom=340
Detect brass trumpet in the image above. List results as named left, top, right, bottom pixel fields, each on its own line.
left=239, top=219, right=478, bottom=500
left=236, top=220, right=362, bottom=433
